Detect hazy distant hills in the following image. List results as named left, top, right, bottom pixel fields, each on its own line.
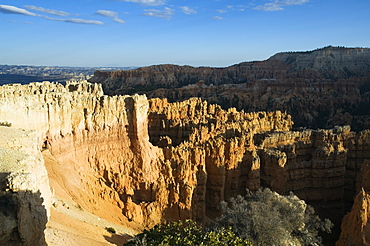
left=90, top=46, right=370, bottom=94
left=270, top=46, right=370, bottom=78
left=89, top=46, right=370, bottom=130
left=0, top=65, right=137, bottom=85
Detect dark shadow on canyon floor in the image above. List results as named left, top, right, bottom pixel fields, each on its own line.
left=0, top=177, right=47, bottom=246
left=104, top=232, right=132, bottom=245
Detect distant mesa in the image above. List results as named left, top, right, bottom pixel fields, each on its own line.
left=89, top=46, right=370, bottom=131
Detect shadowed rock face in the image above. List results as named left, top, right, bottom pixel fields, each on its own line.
left=336, top=160, right=370, bottom=246
left=0, top=81, right=370, bottom=245
left=89, top=46, right=370, bottom=131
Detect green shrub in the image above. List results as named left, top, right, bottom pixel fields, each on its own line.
left=106, top=227, right=116, bottom=234
left=124, top=219, right=251, bottom=246
left=218, top=188, right=333, bottom=246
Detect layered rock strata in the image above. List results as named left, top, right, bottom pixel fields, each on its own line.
left=148, top=98, right=293, bottom=221
left=91, top=46, right=370, bottom=93
left=90, top=46, right=370, bottom=130
left=148, top=99, right=370, bottom=227
left=0, top=81, right=369, bottom=244
left=0, top=81, right=163, bottom=228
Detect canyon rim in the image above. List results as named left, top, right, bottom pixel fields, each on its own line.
left=0, top=46, right=370, bottom=245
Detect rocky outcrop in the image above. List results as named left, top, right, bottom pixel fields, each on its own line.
left=0, top=126, right=51, bottom=245
left=0, top=81, right=163, bottom=227
left=148, top=98, right=293, bottom=221
left=0, top=81, right=292, bottom=226
left=0, top=81, right=369, bottom=244
left=336, top=189, right=370, bottom=246
left=270, top=46, right=370, bottom=78
left=90, top=46, right=370, bottom=130
left=257, top=128, right=370, bottom=242
left=148, top=99, right=370, bottom=236
left=90, top=46, right=370, bottom=92
left=337, top=160, right=370, bottom=246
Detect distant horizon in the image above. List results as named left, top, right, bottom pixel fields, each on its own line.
left=1, top=45, right=369, bottom=69
left=0, top=64, right=138, bottom=69
left=1, top=0, right=369, bottom=67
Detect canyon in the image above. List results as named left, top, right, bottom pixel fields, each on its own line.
left=0, top=46, right=369, bottom=245
left=0, top=81, right=368, bottom=245
left=90, top=46, right=370, bottom=131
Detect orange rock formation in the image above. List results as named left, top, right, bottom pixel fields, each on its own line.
left=0, top=81, right=369, bottom=244
left=337, top=160, right=370, bottom=245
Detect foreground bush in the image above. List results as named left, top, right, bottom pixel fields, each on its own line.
left=218, top=188, right=333, bottom=246
left=124, top=219, right=251, bottom=246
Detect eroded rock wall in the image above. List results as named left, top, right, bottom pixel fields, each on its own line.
left=148, top=99, right=370, bottom=225
left=0, top=126, right=50, bottom=245
left=336, top=159, right=370, bottom=246
left=336, top=188, right=370, bottom=246
left=90, top=47, right=370, bottom=95
left=0, top=82, right=294, bottom=227
left=0, top=81, right=369, bottom=244
left=90, top=46, right=370, bottom=131
left=0, top=81, right=164, bottom=227
left=148, top=97, right=293, bottom=221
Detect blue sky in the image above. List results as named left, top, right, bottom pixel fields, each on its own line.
left=0, top=0, right=369, bottom=67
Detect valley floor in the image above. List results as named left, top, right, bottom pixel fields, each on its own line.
left=43, top=151, right=140, bottom=246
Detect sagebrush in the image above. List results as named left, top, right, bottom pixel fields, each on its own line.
left=218, top=188, right=333, bottom=246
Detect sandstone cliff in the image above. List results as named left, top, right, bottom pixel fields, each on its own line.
left=0, top=81, right=163, bottom=228
left=336, top=189, right=370, bottom=246
left=0, top=81, right=369, bottom=245
left=148, top=98, right=370, bottom=241
left=89, top=46, right=370, bottom=130
left=0, top=126, right=51, bottom=245
left=337, top=160, right=370, bottom=246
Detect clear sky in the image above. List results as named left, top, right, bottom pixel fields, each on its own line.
left=0, top=0, right=369, bottom=67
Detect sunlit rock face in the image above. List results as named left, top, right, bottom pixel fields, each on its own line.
left=0, top=126, right=50, bottom=246
left=148, top=98, right=370, bottom=233
left=147, top=97, right=293, bottom=221
left=0, top=81, right=163, bottom=227
left=0, top=81, right=369, bottom=244
left=337, top=160, right=370, bottom=246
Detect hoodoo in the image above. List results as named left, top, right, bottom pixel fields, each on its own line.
left=90, top=46, right=370, bottom=131
left=0, top=80, right=370, bottom=244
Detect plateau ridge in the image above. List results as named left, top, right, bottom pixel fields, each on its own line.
left=90, top=46, right=370, bottom=131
